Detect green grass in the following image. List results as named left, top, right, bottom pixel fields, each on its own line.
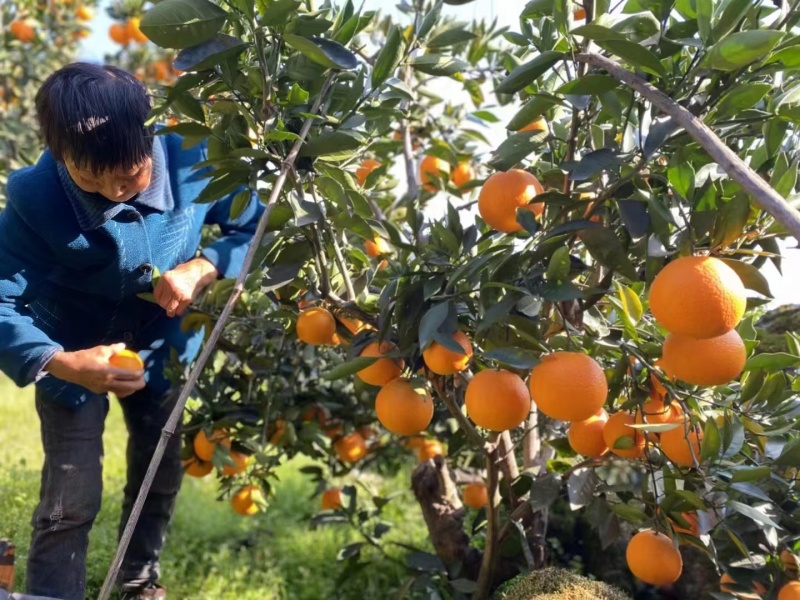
left=0, top=377, right=431, bottom=599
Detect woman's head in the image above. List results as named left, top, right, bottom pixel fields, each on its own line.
left=35, top=62, right=154, bottom=202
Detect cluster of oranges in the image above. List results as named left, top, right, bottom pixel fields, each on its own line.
left=109, top=16, right=148, bottom=46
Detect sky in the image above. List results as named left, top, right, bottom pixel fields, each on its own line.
left=74, top=0, right=799, bottom=308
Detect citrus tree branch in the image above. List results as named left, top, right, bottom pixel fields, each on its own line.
left=574, top=52, right=800, bottom=242
left=97, top=70, right=339, bottom=600
left=473, top=440, right=500, bottom=600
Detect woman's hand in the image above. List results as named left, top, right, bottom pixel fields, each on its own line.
left=45, top=343, right=145, bottom=398
left=154, top=257, right=219, bottom=318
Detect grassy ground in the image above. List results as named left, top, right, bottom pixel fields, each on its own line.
left=0, top=377, right=431, bottom=599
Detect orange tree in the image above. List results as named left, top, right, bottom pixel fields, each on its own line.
left=117, top=0, right=800, bottom=598
left=0, top=0, right=96, bottom=206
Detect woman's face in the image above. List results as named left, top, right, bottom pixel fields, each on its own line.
left=65, top=156, right=153, bottom=203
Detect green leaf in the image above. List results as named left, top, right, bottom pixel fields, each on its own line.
left=417, top=0, right=443, bottom=39
left=300, top=131, right=364, bottom=158
left=229, top=190, right=251, bottom=220
left=198, top=171, right=248, bottom=203
left=372, top=25, right=404, bottom=88
left=428, top=29, right=476, bottom=48
left=598, top=39, right=666, bottom=78
left=410, top=55, right=470, bottom=77
left=700, top=418, right=721, bottom=462
left=487, top=130, right=547, bottom=171
left=714, top=83, right=772, bottom=118
left=496, top=51, right=564, bottom=94
left=717, top=258, right=772, bottom=298
left=260, top=0, right=301, bottom=26
left=613, top=436, right=635, bottom=450
left=727, top=500, right=782, bottom=530
left=775, top=438, right=800, bottom=466
left=696, top=0, right=712, bottom=44
left=569, top=148, right=620, bottom=181
left=730, top=466, right=771, bottom=482
left=172, top=92, right=205, bottom=122
left=283, top=34, right=359, bottom=70
left=609, top=11, right=659, bottom=42
left=546, top=247, right=571, bottom=282
left=611, top=503, right=647, bottom=522
left=615, top=282, right=643, bottom=325
left=141, top=0, right=227, bottom=49
left=668, top=159, right=694, bottom=199
left=714, top=0, right=753, bottom=41
left=173, top=34, right=247, bottom=72
left=419, top=302, right=455, bottom=350
left=579, top=227, right=637, bottom=280
left=570, top=24, right=625, bottom=41
left=706, top=31, right=784, bottom=72
left=556, top=75, right=619, bottom=95
left=323, top=356, right=381, bottom=380
left=482, top=347, right=539, bottom=370
left=744, top=353, right=800, bottom=371
left=507, top=94, right=563, bottom=131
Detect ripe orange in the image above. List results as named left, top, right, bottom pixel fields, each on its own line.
left=528, top=352, right=608, bottom=422
left=478, top=169, right=544, bottom=233
left=660, top=423, right=702, bottom=467
left=10, top=21, right=35, bottom=43
left=231, top=485, right=264, bottom=516
left=567, top=409, right=609, bottom=457
left=420, top=155, right=450, bottom=192
left=338, top=315, right=370, bottom=335
left=194, top=429, right=230, bottom=461
left=109, top=22, right=130, bottom=45
left=635, top=398, right=684, bottom=426
left=221, top=451, right=248, bottom=476
left=356, top=158, right=381, bottom=186
left=301, top=403, right=330, bottom=426
left=126, top=17, right=148, bottom=43
left=518, top=117, right=548, bottom=134
left=183, top=457, right=213, bottom=478
left=297, top=307, right=337, bottom=345
left=110, top=349, right=144, bottom=370
left=152, top=60, right=170, bottom=82
left=321, top=487, right=343, bottom=511
left=404, top=436, right=427, bottom=450
left=662, top=329, right=746, bottom=386
left=649, top=256, right=746, bottom=339
left=626, top=530, right=683, bottom=586
left=422, top=330, right=473, bottom=375
left=375, top=378, right=434, bottom=436
left=75, top=5, right=93, bottom=21
left=780, top=581, right=800, bottom=600
left=451, top=162, right=476, bottom=188
left=573, top=8, right=587, bottom=20
left=463, top=482, right=489, bottom=509
left=356, top=341, right=404, bottom=387
left=603, top=412, right=645, bottom=459
left=668, top=511, right=699, bottom=536
left=364, top=236, right=391, bottom=257
left=417, top=439, right=444, bottom=461
left=465, top=369, right=531, bottom=431
left=334, top=432, right=367, bottom=463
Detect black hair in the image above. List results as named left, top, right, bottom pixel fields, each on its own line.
left=35, top=62, right=154, bottom=173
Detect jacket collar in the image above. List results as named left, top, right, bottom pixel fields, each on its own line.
left=56, top=136, right=174, bottom=231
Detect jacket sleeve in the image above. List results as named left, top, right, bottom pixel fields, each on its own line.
left=0, top=203, right=64, bottom=387
left=200, top=188, right=265, bottom=279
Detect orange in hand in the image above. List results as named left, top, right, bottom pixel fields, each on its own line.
left=110, top=349, right=144, bottom=371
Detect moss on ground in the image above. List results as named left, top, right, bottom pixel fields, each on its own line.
left=496, top=567, right=631, bottom=600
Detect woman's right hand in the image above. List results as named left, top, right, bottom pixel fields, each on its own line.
left=45, top=343, right=146, bottom=398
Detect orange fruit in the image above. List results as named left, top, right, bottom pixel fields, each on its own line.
left=356, top=341, right=404, bottom=386
left=356, top=158, right=381, bottom=186
left=463, top=482, right=489, bottom=509
left=338, top=315, right=370, bottom=335
left=451, top=162, right=476, bottom=188
left=649, top=256, right=746, bottom=339
left=10, top=21, right=35, bottom=43
left=297, top=307, right=337, bottom=345
left=417, top=439, right=444, bottom=461
left=783, top=549, right=799, bottom=574
left=420, top=155, right=450, bottom=192
left=75, top=5, right=93, bottom=20
left=301, top=403, right=330, bottom=426
left=660, top=422, right=702, bottom=467
left=626, top=530, right=683, bottom=586
left=636, top=397, right=684, bottom=426
left=364, top=236, right=391, bottom=257
left=662, top=329, right=746, bottom=386
left=603, top=412, right=645, bottom=459
left=334, top=432, right=367, bottom=463
left=126, top=17, right=148, bottom=43
left=375, top=378, right=434, bottom=436
left=518, top=117, right=548, bottom=134
left=422, top=330, right=473, bottom=375
left=377, top=259, right=389, bottom=270
left=323, top=420, right=344, bottom=439
left=110, top=349, right=144, bottom=370
left=404, top=436, right=427, bottom=450
left=528, top=352, right=608, bottom=422
left=152, top=60, right=170, bottom=82
left=573, top=8, right=587, bottom=20
left=221, top=451, right=248, bottom=476
left=669, top=511, right=699, bottom=536
left=183, top=457, right=213, bottom=478
left=193, top=429, right=230, bottom=461
left=649, top=371, right=669, bottom=402
left=231, top=485, right=264, bottom=516
left=73, top=28, right=90, bottom=39
left=567, top=409, right=609, bottom=457
left=781, top=582, right=800, bottom=600
left=478, top=169, right=544, bottom=233
left=321, top=487, right=343, bottom=511
left=465, top=369, right=531, bottom=431
left=109, top=22, right=130, bottom=45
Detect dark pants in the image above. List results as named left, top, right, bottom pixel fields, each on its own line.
left=26, top=386, right=183, bottom=600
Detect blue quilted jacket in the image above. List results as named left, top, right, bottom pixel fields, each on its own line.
left=0, top=132, right=263, bottom=406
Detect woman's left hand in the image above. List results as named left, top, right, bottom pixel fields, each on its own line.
left=154, top=258, right=219, bottom=317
